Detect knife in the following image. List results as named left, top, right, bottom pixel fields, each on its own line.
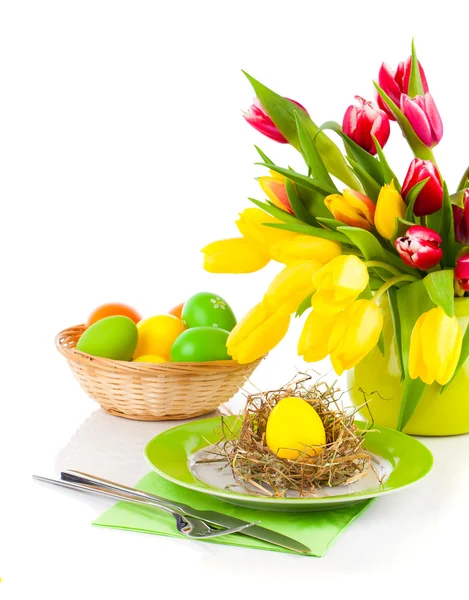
left=60, top=469, right=310, bottom=554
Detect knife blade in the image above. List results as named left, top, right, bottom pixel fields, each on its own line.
left=61, top=470, right=310, bottom=554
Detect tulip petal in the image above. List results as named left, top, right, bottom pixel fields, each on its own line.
left=375, top=181, right=406, bottom=240
left=409, top=308, right=463, bottom=386
left=312, top=255, right=369, bottom=316
left=263, top=260, right=322, bottom=315
left=236, top=208, right=296, bottom=252
left=258, top=174, right=293, bottom=214
left=227, top=303, right=290, bottom=364
left=328, top=300, right=383, bottom=374
left=298, top=311, right=339, bottom=362
left=400, top=95, right=432, bottom=147
left=201, top=238, right=270, bottom=274
left=270, top=235, right=342, bottom=265
left=423, top=93, right=443, bottom=145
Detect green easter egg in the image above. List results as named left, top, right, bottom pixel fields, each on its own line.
left=76, top=315, right=138, bottom=361
left=182, top=292, right=236, bottom=331
left=170, top=327, right=230, bottom=362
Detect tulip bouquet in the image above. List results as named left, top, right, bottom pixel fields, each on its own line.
left=202, top=42, right=469, bottom=431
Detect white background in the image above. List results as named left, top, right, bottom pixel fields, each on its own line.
left=2, top=1, right=469, bottom=597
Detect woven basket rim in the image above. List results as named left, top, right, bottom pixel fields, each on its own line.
left=55, top=324, right=263, bottom=373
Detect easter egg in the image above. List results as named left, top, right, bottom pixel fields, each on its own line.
left=134, top=314, right=185, bottom=360
left=170, top=327, right=230, bottom=362
left=85, top=303, right=141, bottom=328
left=133, top=355, right=168, bottom=364
left=182, top=292, right=236, bottom=331
left=76, top=316, right=138, bottom=361
left=169, top=302, right=184, bottom=319
left=266, top=397, right=326, bottom=460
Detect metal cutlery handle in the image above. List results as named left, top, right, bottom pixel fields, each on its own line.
left=33, top=475, right=178, bottom=516
left=61, top=470, right=186, bottom=513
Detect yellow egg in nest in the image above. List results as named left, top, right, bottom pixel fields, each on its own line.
left=266, top=397, right=326, bottom=460
left=133, top=355, right=168, bottom=364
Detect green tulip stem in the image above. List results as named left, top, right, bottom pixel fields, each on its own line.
left=364, top=261, right=402, bottom=277
left=373, top=274, right=419, bottom=302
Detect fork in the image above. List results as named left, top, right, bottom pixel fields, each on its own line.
left=33, top=475, right=255, bottom=539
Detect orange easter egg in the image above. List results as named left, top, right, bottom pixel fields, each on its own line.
left=86, top=303, right=142, bottom=328
left=169, top=302, right=184, bottom=320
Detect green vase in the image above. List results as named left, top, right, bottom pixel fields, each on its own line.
left=347, top=297, right=469, bottom=436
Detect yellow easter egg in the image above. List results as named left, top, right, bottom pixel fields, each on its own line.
left=266, top=397, right=326, bottom=460
left=133, top=354, right=168, bottom=363
left=134, top=315, right=185, bottom=360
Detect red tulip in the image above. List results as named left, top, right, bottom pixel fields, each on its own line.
left=455, top=254, right=469, bottom=291
left=401, top=158, right=443, bottom=217
left=377, top=57, right=429, bottom=120
left=452, top=190, right=469, bottom=245
left=400, top=93, right=443, bottom=148
left=243, top=97, right=307, bottom=143
left=342, top=96, right=390, bottom=155
left=395, top=225, right=443, bottom=270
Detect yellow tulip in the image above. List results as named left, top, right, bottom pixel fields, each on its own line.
left=269, top=235, right=342, bottom=265
left=409, top=307, right=462, bottom=385
left=227, top=302, right=290, bottom=364
left=263, top=260, right=323, bottom=316
left=201, top=238, right=270, bottom=273
left=258, top=170, right=293, bottom=214
left=328, top=299, right=383, bottom=375
left=298, top=311, right=339, bottom=362
left=324, top=189, right=375, bottom=231
left=311, top=255, right=369, bottom=315
left=374, top=180, right=406, bottom=240
left=236, top=208, right=296, bottom=251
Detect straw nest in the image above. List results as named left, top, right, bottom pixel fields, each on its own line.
left=211, top=374, right=372, bottom=497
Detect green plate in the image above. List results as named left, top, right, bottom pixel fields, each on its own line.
left=144, top=416, right=433, bottom=511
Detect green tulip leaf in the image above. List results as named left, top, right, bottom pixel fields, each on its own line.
left=441, top=325, right=469, bottom=393
left=373, top=81, right=436, bottom=162
left=396, top=279, right=435, bottom=430
left=317, top=121, right=384, bottom=186
left=294, top=112, right=338, bottom=192
left=387, top=287, right=405, bottom=381
left=450, top=189, right=467, bottom=208
left=266, top=222, right=349, bottom=243
left=254, top=145, right=275, bottom=166
left=347, top=158, right=381, bottom=200
left=440, top=182, right=457, bottom=267
left=285, top=179, right=317, bottom=226
left=423, top=270, right=455, bottom=317
left=404, top=178, right=430, bottom=221
left=382, top=248, right=418, bottom=276
left=392, top=218, right=416, bottom=243
left=316, top=217, right=345, bottom=231
left=337, top=226, right=386, bottom=261
left=248, top=198, right=304, bottom=224
left=399, top=378, right=427, bottom=431
left=408, top=39, right=425, bottom=98
left=337, top=225, right=390, bottom=280
left=296, top=292, right=313, bottom=318
left=256, top=162, right=337, bottom=196
left=243, top=72, right=359, bottom=189
left=295, top=182, right=335, bottom=220
left=371, top=136, right=401, bottom=190
left=457, top=166, right=469, bottom=191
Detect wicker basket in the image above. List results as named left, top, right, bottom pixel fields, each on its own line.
left=56, top=325, right=263, bottom=421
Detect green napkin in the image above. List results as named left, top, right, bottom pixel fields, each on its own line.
left=94, top=472, right=373, bottom=557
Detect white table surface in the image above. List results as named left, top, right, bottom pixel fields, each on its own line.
left=4, top=349, right=469, bottom=599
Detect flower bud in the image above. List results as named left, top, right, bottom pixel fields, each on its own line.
left=395, top=225, right=443, bottom=270
left=342, top=96, right=390, bottom=155
left=401, top=158, right=443, bottom=217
